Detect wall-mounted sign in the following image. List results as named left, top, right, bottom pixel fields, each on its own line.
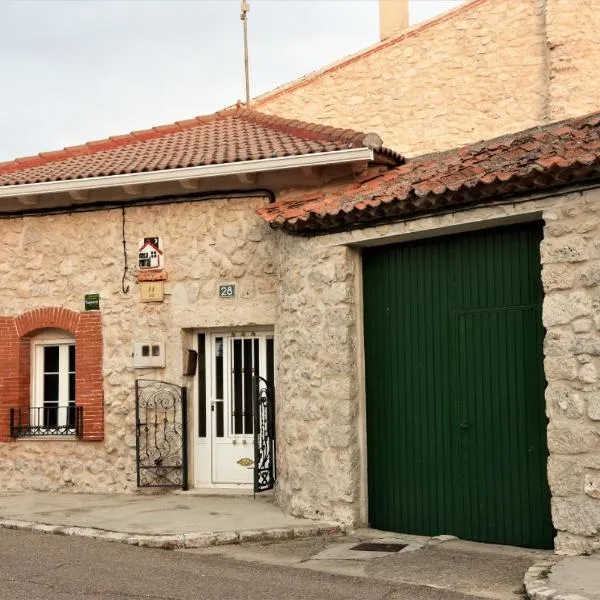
left=137, top=270, right=167, bottom=283
left=219, top=283, right=236, bottom=299
left=138, top=237, right=164, bottom=271
left=84, top=293, right=100, bottom=311
left=139, top=281, right=164, bottom=302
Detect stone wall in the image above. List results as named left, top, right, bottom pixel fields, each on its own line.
left=541, top=190, right=600, bottom=555
left=3, top=183, right=600, bottom=553
left=274, top=234, right=362, bottom=525
left=256, top=0, right=548, bottom=156
left=256, top=0, right=600, bottom=158
left=273, top=188, right=600, bottom=553
left=546, top=0, right=600, bottom=122
left=0, top=195, right=277, bottom=492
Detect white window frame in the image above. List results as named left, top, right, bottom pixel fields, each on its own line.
left=30, top=330, right=75, bottom=430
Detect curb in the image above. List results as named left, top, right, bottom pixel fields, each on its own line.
left=523, top=558, right=588, bottom=600
left=0, top=518, right=345, bottom=550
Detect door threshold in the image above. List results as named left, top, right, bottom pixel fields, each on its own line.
left=179, top=487, right=257, bottom=497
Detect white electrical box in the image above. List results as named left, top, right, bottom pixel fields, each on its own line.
left=133, top=342, right=166, bottom=368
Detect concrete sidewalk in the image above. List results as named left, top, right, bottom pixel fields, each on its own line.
left=186, top=530, right=554, bottom=600
left=524, top=552, right=600, bottom=600
left=187, top=530, right=600, bottom=600
left=0, top=491, right=341, bottom=549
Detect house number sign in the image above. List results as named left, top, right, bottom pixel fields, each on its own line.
left=219, top=284, right=236, bottom=298
left=140, top=281, right=164, bottom=302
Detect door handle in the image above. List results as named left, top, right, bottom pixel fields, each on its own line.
left=459, top=422, right=470, bottom=430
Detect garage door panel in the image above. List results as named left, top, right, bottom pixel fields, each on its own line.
left=455, top=306, right=551, bottom=547
left=364, top=222, right=553, bottom=548
left=364, top=238, right=457, bottom=537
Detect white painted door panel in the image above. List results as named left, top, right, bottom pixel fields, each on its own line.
left=194, top=332, right=273, bottom=487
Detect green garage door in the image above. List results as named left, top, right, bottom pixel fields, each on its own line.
left=363, top=222, right=553, bottom=549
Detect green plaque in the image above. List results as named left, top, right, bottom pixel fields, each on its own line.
left=84, top=293, right=100, bottom=311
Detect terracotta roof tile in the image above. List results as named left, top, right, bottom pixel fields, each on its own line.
left=0, top=107, right=402, bottom=187
left=259, top=111, right=600, bottom=233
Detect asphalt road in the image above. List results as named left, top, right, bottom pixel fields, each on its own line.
left=0, top=528, right=478, bottom=600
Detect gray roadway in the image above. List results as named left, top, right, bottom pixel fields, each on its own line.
left=0, top=528, right=511, bottom=600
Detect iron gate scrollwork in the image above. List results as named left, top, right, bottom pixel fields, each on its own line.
left=135, top=379, right=188, bottom=489
left=253, top=375, right=276, bottom=493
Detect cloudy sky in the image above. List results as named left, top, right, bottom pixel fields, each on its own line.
left=0, top=0, right=463, bottom=162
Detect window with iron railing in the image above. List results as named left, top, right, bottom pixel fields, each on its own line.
left=9, top=331, right=81, bottom=438
left=10, top=405, right=83, bottom=438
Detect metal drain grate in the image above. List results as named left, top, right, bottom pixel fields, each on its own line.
left=351, top=542, right=407, bottom=552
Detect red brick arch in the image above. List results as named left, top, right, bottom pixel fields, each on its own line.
left=15, top=307, right=81, bottom=338
left=0, top=307, right=103, bottom=442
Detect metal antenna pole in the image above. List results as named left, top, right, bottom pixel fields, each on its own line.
left=241, top=0, right=250, bottom=107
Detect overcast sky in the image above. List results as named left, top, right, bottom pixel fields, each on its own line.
left=0, top=0, right=463, bottom=162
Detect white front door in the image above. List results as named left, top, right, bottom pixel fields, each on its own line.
left=194, top=331, right=274, bottom=487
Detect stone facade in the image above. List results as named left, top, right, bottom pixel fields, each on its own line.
left=0, top=195, right=277, bottom=492
left=274, top=235, right=362, bottom=524
left=253, top=0, right=600, bottom=546
left=256, top=0, right=600, bottom=157
left=2, top=177, right=600, bottom=553
left=271, top=189, right=600, bottom=553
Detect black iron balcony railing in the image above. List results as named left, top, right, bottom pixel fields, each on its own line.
left=9, top=406, right=83, bottom=438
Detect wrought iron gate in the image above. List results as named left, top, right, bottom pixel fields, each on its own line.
left=135, top=379, right=188, bottom=489
left=253, top=375, right=276, bottom=493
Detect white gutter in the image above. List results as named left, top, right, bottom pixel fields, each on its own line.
left=0, top=147, right=374, bottom=198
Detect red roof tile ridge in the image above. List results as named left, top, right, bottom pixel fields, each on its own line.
left=253, top=0, right=490, bottom=108
left=239, top=108, right=370, bottom=147
left=0, top=108, right=238, bottom=176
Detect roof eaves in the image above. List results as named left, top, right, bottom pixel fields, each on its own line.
left=274, top=161, right=600, bottom=235
left=0, top=146, right=378, bottom=198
